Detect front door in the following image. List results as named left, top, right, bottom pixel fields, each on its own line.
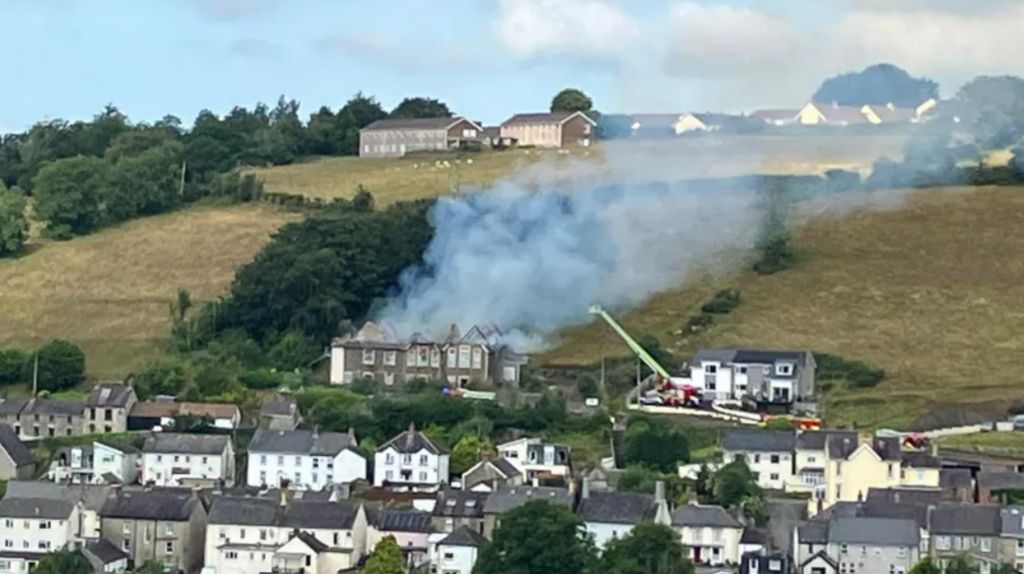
left=693, top=547, right=701, bottom=563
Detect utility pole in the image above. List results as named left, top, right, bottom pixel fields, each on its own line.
left=178, top=160, right=187, bottom=199
left=31, top=353, right=38, bottom=396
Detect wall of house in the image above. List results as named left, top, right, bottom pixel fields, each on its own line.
left=359, top=129, right=448, bottom=158
left=85, top=403, right=134, bottom=434
left=434, top=543, right=478, bottom=574
left=560, top=116, right=593, bottom=147
left=101, top=516, right=196, bottom=574
left=374, top=448, right=448, bottom=488
left=798, top=553, right=835, bottom=574
left=500, top=122, right=561, bottom=148
left=827, top=542, right=917, bottom=574
left=142, top=451, right=229, bottom=487
left=932, top=534, right=1000, bottom=571
left=446, top=120, right=479, bottom=142
left=94, top=443, right=138, bottom=484
left=0, top=507, right=78, bottom=554
left=797, top=104, right=827, bottom=125
left=723, top=448, right=793, bottom=491
left=247, top=449, right=366, bottom=490
left=17, top=413, right=82, bottom=439
left=586, top=521, right=636, bottom=550
left=0, top=450, right=29, bottom=481
left=675, top=525, right=742, bottom=565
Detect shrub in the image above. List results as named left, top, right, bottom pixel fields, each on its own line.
left=700, top=289, right=741, bottom=314
left=682, top=313, right=714, bottom=333
left=239, top=369, right=284, bottom=390
left=0, top=349, right=26, bottom=385
left=351, top=376, right=378, bottom=396
left=815, top=352, right=885, bottom=388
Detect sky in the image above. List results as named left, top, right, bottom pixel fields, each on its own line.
left=2, top=0, right=1023, bottom=133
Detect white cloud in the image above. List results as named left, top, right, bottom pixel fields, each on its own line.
left=663, top=2, right=801, bottom=79
left=833, top=5, right=1024, bottom=93
left=495, top=0, right=639, bottom=61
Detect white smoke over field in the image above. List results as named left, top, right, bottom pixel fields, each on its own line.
left=378, top=175, right=768, bottom=350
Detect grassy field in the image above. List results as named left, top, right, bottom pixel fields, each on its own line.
left=0, top=203, right=298, bottom=378
left=938, top=432, right=1024, bottom=458
left=539, top=186, right=1024, bottom=429
left=251, top=132, right=908, bottom=203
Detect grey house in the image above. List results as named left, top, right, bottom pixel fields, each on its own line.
left=432, top=489, right=488, bottom=535
left=359, top=117, right=483, bottom=158
left=0, top=424, right=34, bottom=479
left=99, top=487, right=208, bottom=574
left=796, top=516, right=920, bottom=574
left=259, top=394, right=302, bottom=431
left=17, top=398, right=85, bottom=439
left=930, top=503, right=1002, bottom=570
left=691, top=348, right=817, bottom=408
left=85, top=383, right=137, bottom=434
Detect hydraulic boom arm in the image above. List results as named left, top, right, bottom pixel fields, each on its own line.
left=588, top=305, right=671, bottom=380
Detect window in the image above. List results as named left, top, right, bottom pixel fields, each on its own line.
left=38, top=521, right=50, bottom=530
left=753, top=454, right=761, bottom=464
left=430, top=348, right=441, bottom=367
left=165, top=541, right=174, bottom=554
left=122, top=540, right=131, bottom=551
left=419, top=454, right=429, bottom=466
left=385, top=470, right=394, bottom=481
left=165, top=522, right=174, bottom=536
left=384, top=351, right=397, bottom=366
left=777, top=363, right=793, bottom=376
left=419, top=471, right=428, bottom=481
left=402, top=454, right=412, bottom=465
left=770, top=473, right=780, bottom=481
left=770, top=454, right=780, bottom=464
left=312, top=473, right=318, bottom=483
left=173, top=455, right=179, bottom=463
left=739, top=366, right=747, bottom=374
left=260, top=529, right=267, bottom=541
left=226, top=551, right=238, bottom=560
left=447, top=348, right=457, bottom=367
left=981, top=538, right=991, bottom=552
left=458, top=345, right=471, bottom=368
left=218, top=527, right=227, bottom=540
left=362, top=349, right=375, bottom=365
left=123, top=523, right=131, bottom=535
left=444, top=552, right=454, bottom=560
left=807, top=455, right=817, bottom=463
left=897, top=547, right=907, bottom=557
left=278, top=456, right=284, bottom=464
left=840, top=544, right=848, bottom=555
left=295, top=456, right=301, bottom=465
left=3, top=520, right=11, bottom=528
left=2, top=540, right=9, bottom=548
left=385, top=453, right=394, bottom=464
left=240, top=528, right=246, bottom=540
left=706, top=364, right=717, bottom=374
left=471, top=347, right=482, bottom=369
left=105, top=409, right=113, bottom=421
left=202, top=456, right=208, bottom=464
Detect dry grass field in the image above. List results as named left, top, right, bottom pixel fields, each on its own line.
left=539, top=186, right=1024, bottom=429
left=251, top=132, right=909, bottom=203
left=0, top=203, right=298, bottom=378
left=938, top=432, right=1024, bottom=458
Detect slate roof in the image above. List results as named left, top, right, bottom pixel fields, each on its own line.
left=0, top=398, right=29, bottom=416
left=827, top=517, right=919, bottom=546
left=978, top=470, right=1024, bottom=492
left=870, top=436, right=902, bottom=461
left=369, top=509, right=433, bottom=533
left=23, top=398, right=84, bottom=417
left=433, top=489, right=487, bottom=519
left=723, top=429, right=796, bottom=452
left=0, top=424, right=32, bottom=467
left=482, top=486, right=573, bottom=514
left=671, top=504, right=743, bottom=528
left=250, top=429, right=359, bottom=457
left=284, top=500, right=360, bottom=530
left=143, top=433, right=230, bottom=455
left=439, top=525, right=488, bottom=548
left=502, top=111, right=595, bottom=126
left=800, top=549, right=838, bottom=570
left=361, top=117, right=467, bottom=132
left=260, top=394, right=298, bottom=417
left=577, top=491, right=656, bottom=525
left=796, top=430, right=858, bottom=452
left=208, top=496, right=281, bottom=526
left=931, top=504, right=1001, bottom=535
left=100, top=488, right=197, bottom=521
left=84, top=539, right=128, bottom=565
left=86, top=384, right=135, bottom=408
left=490, top=458, right=520, bottom=478
left=866, top=487, right=943, bottom=507
left=797, top=521, right=829, bottom=544
left=4, top=481, right=113, bottom=512
left=0, top=498, right=74, bottom=519
left=1000, top=507, right=1024, bottom=536
left=379, top=427, right=446, bottom=455
left=292, top=530, right=328, bottom=553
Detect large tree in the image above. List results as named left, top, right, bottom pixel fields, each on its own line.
left=475, top=501, right=597, bottom=574
left=104, top=140, right=183, bottom=223
left=25, top=339, right=86, bottom=393
left=551, top=88, right=594, bottom=113
left=390, top=97, right=452, bottom=119
left=812, top=63, right=939, bottom=107
left=451, top=435, right=494, bottom=475
left=32, top=155, right=108, bottom=237
left=623, top=418, right=690, bottom=472
left=0, top=184, right=28, bottom=257
left=601, top=522, right=694, bottom=574
left=31, top=549, right=91, bottom=574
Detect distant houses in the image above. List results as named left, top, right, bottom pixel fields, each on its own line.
left=358, top=117, right=483, bottom=158
left=499, top=111, right=596, bottom=148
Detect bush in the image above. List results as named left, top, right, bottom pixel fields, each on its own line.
left=700, top=289, right=741, bottom=314
left=351, top=376, right=378, bottom=396
left=815, top=352, right=885, bottom=388
left=24, top=340, right=86, bottom=393
left=239, top=369, right=284, bottom=390
left=0, top=349, right=26, bottom=385
left=682, top=313, right=714, bottom=334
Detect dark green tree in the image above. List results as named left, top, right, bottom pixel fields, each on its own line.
left=0, top=349, right=26, bottom=385
left=76, top=104, right=130, bottom=157
left=25, top=340, right=86, bottom=392
left=601, top=522, right=694, bottom=574
left=31, top=549, right=91, bottom=574
left=907, top=557, right=942, bottom=574
left=267, top=331, right=320, bottom=370
left=0, top=184, right=28, bottom=256
left=133, top=357, right=192, bottom=399
left=390, top=97, right=452, bottom=119
left=475, top=500, right=597, bottom=574
left=257, top=96, right=305, bottom=165
left=813, top=64, right=939, bottom=107
left=623, top=419, right=690, bottom=472
left=105, top=124, right=180, bottom=162
left=450, top=435, right=494, bottom=475
left=943, top=555, right=979, bottom=574
left=32, top=156, right=108, bottom=237
left=104, top=140, right=183, bottom=222
left=551, top=88, right=594, bottom=113
left=132, top=561, right=171, bottom=574
left=364, top=535, right=405, bottom=574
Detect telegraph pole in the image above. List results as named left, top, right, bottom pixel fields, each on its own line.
left=31, top=353, right=39, bottom=396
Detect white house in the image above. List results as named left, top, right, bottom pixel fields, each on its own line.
left=495, top=437, right=571, bottom=480
left=578, top=481, right=670, bottom=549
left=141, top=433, right=235, bottom=487
left=721, top=429, right=796, bottom=491
left=671, top=504, right=744, bottom=566
left=247, top=429, right=366, bottom=490
left=204, top=494, right=368, bottom=574
left=93, top=440, right=140, bottom=484
left=374, top=424, right=449, bottom=490
left=0, top=497, right=81, bottom=571
left=689, top=348, right=816, bottom=407
left=430, top=526, right=487, bottom=574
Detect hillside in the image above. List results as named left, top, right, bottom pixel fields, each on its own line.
left=540, top=186, right=1024, bottom=429
left=0, top=203, right=298, bottom=378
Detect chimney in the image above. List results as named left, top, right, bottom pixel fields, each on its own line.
left=581, top=478, right=590, bottom=500
left=348, top=427, right=356, bottom=441
left=280, top=479, right=290, bottom=507
left=655, top=480, right=665, bottom=504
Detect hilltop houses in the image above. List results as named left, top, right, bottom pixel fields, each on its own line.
left=330, top=322, right=526, bottom=388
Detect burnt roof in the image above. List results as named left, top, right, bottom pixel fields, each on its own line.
left=577, top=491, right=656, bottom=525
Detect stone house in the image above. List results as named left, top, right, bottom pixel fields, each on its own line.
left=431, top=489, right=487, bottom=535
left=99, top=487, right=208, bottom=574
left=930, top=503, right=1002, bottom=572
left=794, top=516, right=920, bottom=574
left=499, top=111, right=595, bottom=148
left=359, top=117, right=483, bottom=158
left=17, top=397, right=85, bottom=439
left=85, top=383, right=137, bottom=434
left=0, top=424, right=34, bottom=480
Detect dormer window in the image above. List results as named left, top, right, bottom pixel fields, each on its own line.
left=776, top=363, right=794, bottom=376
left=706, top=365, right=717, bottom=374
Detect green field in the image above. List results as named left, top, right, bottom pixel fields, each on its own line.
left=938, top=432, right=1024, bottom=458
left=0, top=203, right=298, bottom=378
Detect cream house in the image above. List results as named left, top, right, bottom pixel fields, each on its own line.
left=499, top=111, right=595, bottom=148
left=671, top=504, right=743, bottom=566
